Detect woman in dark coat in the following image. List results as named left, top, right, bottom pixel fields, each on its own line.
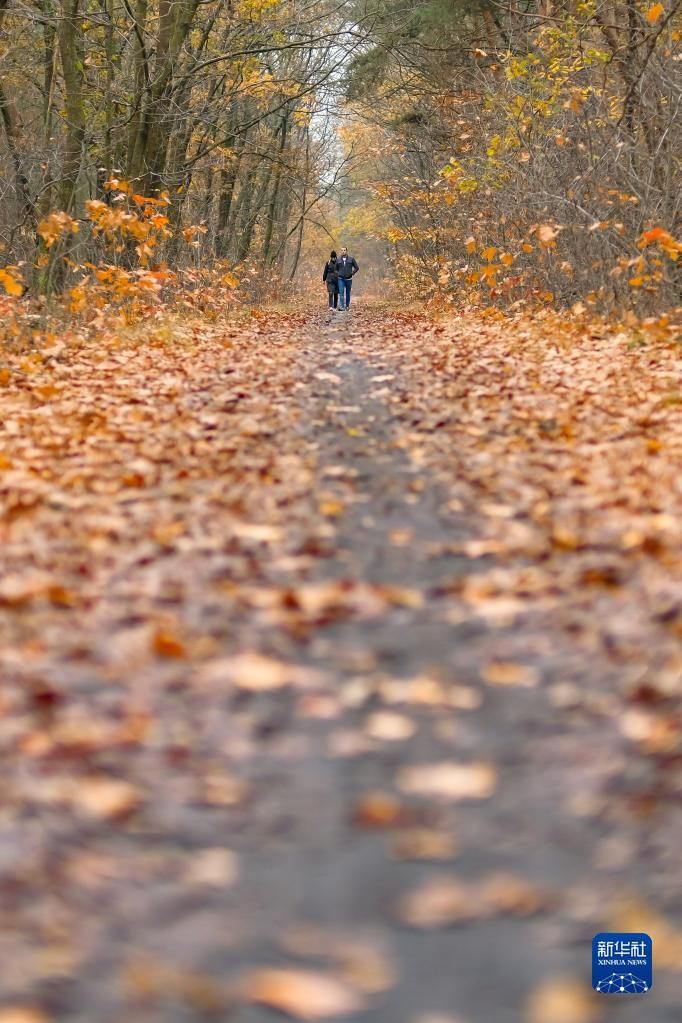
left=322, top=250, right=339, bottom=309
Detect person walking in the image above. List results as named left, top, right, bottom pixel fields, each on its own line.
left=336, top=247, right=359, bottom=309
left=323, top=250, right=339, bottom=310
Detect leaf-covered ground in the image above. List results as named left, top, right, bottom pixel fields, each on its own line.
left=0, top=306, right=681, bottom=1023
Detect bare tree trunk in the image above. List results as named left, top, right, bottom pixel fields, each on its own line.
left=261, top=112, right=289, bottom=264
left=0, top=0, right=33, bottom=220
left=57, top=0, right=86, bottom=212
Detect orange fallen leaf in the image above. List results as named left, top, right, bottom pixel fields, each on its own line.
left=319, top=499, right=344, bottom=517
left=352, top=791, right=410, bottom=829
left=239, top=968, right=363, bottom=1020
left=152, top=629, right=187, bottom=659
left=481, top=662, right=540, bottom=687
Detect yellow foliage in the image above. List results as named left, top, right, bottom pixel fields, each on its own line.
left=0, top=267, right=25, bottom=297
left=37, top=211, right=80, bottom=248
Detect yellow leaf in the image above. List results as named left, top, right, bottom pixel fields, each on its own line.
left=646, top=2, right=664, bottom=21
left=481, top=246, right=497, bottom=262
left=319, top=499, right=344, bottom=517
left=522, top=242, right=534, bottom=253
left=500, top=252, right=514, bottom=267
left=465, top=236, right=476, bottom=253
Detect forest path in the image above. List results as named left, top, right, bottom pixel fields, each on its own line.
left=0, top=305, right=680, bottom=1022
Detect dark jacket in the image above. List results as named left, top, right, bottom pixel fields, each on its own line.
left=323, top=259, right=338, bottom=284
left=336, top=254, right=359, bottom=280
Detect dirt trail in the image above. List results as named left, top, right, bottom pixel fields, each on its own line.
left=0, top=307, right=680, bottom=1022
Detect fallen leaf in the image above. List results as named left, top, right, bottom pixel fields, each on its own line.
left=352, top=791, right=410, bottom=829
left=525, top=977, right=602, bottom=1023
left=198, top=652, right=319, bottom=691
left=479, top=872, right=550, bottom=914
left=397, top=876, right=485, bottom=928
left=239, top=968, right=363, bottom=1020
left=364, top=711, right=415, bottom=741
left=279, top=927, right=396, bottom=995
left=152, top=629, right=187, bottom=658
left=481, top=662, right=540, bottom=687
left=397, top=872, right=549, bottom=928
left=390, top=828, right=457, bottom=861
left=0, top=1012, right=52, bottom=1023
left=611, top=896, right=682, bottom=969
left=183, top=848, right=239, bottom=887
left=396, top=761, right=497, bottom=801
left=69, top=777, right=141, bottom=821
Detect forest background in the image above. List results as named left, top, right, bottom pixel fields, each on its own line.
left=0, top=0, right=680, bottom=329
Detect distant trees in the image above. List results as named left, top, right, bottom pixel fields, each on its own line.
left=0, top=0, right=359, bottom=291
left=1, top=0, right=679, bottom=310
left=341, top=0, right=682, bottom=312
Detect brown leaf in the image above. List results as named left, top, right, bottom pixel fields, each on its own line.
left=390, top=828, right=457, bottom=861
left=352, top=791, right=411, bottom=829
left=152, top=628, right=187, bottom=658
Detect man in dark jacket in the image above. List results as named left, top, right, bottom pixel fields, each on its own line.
left=336, top=247, right=359, bottom=309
